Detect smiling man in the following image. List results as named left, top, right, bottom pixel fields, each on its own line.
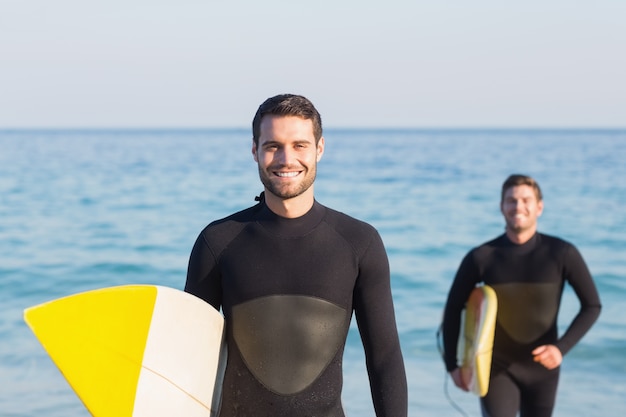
left=253, top=111, right=322, bottom=217
left=185, top=94, right=407, bottom=417
left=442, top=174, right=601, bottom=417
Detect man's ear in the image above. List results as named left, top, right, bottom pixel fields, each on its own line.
left=316, top=137, right=325, bottom=162
left=252, top=140, right=258, bottom=162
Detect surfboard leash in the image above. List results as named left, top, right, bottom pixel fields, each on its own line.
left=437, top=323, right=471, bottom=417
left=443, top=371, right=470, bottom=417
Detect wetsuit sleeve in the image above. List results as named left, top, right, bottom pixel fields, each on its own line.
left=442, top=251, right=481, bottom=372
left=184, top=230, right=222, bottom=311
left=555, top=244, right=601, bottom=355
left=353, top=230, right=407, bottom=417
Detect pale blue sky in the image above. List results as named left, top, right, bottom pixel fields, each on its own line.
left=2, top=0, right=625, bottom=128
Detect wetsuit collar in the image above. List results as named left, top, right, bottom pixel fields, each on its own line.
left=255, top=199, right=326, bottom=238
left=500, top=232, right=540, bottom=254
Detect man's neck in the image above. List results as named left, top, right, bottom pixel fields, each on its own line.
left=505, top=227, right=536, bottom=245
left=264, top=190, right=315, bottom=219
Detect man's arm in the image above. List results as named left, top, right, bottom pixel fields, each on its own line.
left=353, top=230, right=407, bottom=417
left=555, top=243, right=601, bottom=355
left=442, top=252, right=480, bottom=373
left=184, top=229, right=222, bottom=311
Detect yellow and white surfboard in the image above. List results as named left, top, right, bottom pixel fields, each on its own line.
left=24, top=285, right=226, bottom=417
left=459, top=284, right=497, bottom=397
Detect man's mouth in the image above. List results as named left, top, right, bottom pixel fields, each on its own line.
left=511, top=213, right=528, bottom=223
left=274, top=171, right=300, bottom=178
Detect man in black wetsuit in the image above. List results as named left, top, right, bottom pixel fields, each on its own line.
left=185, top=94, right=407, bottom=417
left=442, top=174, right=601, bottom=417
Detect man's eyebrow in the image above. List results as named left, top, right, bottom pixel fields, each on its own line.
left=261, top=139, right=313, bottom=146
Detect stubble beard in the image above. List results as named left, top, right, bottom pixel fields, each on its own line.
left=258, top=163, right=317, bottom=200
left=506, top=215, right=534, bottom=234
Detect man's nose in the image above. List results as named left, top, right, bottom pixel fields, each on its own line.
left=276, top=148, right=295, bottom=165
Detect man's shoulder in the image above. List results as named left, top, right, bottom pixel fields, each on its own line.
left=209, top=204, right=260, bottom=227
left=322, top=205, right=378, bottom=235
left=199, top=203, right=261, bottom=244
left=538, top=232, right=569, bottom=244
left=472, top=234, right=506, bottom=252
left=537, top=232, right=579, bottom=253
left=320, top=205, right=383, bottom=258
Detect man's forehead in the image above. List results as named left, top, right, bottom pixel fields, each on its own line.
left=258, top=116, right=316, bottom=142
left=504, top=185, right=536, bottom=197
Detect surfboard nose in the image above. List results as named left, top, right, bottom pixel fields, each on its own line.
left=24, top=285, right=226, bottom=417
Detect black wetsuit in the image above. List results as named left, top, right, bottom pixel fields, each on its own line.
left=185, top=198, right=407, bottom=417
left=442, top=233, right=601, bottom=417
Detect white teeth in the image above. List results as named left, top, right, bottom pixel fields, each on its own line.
left=276, top=172, right=299, bottom=177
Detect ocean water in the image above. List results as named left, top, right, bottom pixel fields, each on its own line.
left=1, top=129, right=625, bottom=417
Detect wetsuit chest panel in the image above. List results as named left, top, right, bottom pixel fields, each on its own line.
left=491, top=282, right=562, bottom=344
left=232, top=295, right=350, bottom=395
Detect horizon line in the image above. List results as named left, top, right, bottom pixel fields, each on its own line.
left=2, top=126, right=626, bottom=133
